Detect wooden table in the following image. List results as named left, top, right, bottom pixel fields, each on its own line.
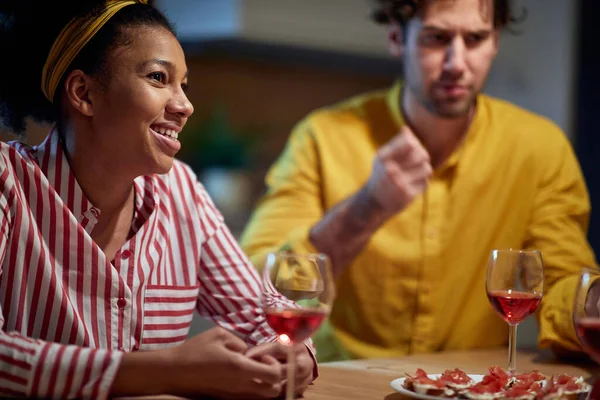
left=302, top=348, right=599, bottom=399
left=127, top=348, right=599, bottom=399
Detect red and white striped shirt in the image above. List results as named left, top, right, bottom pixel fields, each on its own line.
left=0, top=129, right=304, bottom=399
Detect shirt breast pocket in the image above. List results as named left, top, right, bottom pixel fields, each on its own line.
left=140, top=284, right=199, bottom=351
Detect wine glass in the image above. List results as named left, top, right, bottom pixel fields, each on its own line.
left=262, top=252, right=335, bottom=400
left=574, top=268, right=600, bottom=362
left=486, top=249, right=544, bottom=373
left=574, top=268, right=600, bottom=398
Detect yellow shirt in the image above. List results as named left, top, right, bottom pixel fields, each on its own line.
left=240, top=82, right=597, bottom=361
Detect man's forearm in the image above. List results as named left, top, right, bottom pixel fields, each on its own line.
left=308, top=186, right=392, bottom=278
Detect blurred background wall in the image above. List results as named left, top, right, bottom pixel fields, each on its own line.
left=0, top=0, right=583, bottom=350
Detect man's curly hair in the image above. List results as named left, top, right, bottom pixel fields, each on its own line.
left=371, top=0, right=521, bottom=29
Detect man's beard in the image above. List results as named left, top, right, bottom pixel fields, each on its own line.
left=408, top=81, right=476, bottom=119
left=427, top=94, right=475, bottom=118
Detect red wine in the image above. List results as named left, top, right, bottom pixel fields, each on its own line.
left=575, top=318, right=600, bottom=361
left=265, top=308, right=326, bottom=343
left=487, top=290, right=541, bottom=324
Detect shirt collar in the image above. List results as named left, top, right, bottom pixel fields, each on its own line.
left=386, top=80, right=484, bottom=173
left=131, top=176, right=156, bottom=235
left=34, top=128, right=100, bottom=232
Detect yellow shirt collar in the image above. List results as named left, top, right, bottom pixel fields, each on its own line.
left=386, top=80, right=484, bottom=173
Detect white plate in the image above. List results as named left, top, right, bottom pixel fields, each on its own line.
left=390, top=374, right=485, bottom=400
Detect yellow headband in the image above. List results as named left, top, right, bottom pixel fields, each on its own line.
left=41, top=0, right=148, bottom=103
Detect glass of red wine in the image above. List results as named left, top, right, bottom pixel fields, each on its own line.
left=262, top=252, right=335, bottom=400
left=486, top=249, right=544, bottom=373
left=574, top=268, right=600, bottom=363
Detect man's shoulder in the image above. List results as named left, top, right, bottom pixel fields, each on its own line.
left=307, top=87, right=390, bottom=123
left=482, top=95, right=563, bottom=131
left=480, top=95, right=569, bottom=145
left=294, top=87, right=393, bottom=141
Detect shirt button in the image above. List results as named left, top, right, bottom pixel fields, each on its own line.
left=118, top=346, right=125, bottom=351
left=121, top=250, right=131, bottom=259
left=117, top=298, right=127, bottom=309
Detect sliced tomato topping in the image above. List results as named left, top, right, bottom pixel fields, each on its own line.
left=440, top=368, right=473, bottom=385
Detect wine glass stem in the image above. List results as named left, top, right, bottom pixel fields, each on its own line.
left=508, top=324, right=517, bottom=373
left=286, top=344, right=296, bottom=400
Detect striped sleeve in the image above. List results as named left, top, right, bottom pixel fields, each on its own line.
left=195, top=185, right=272, bottom=343
left=0, top=303, right=123, bottom=399
left=197, top=216, right=319, bottom=375
left=193, top=181, right=283, bottom=343
left=193, top=181, right=318, bottom=376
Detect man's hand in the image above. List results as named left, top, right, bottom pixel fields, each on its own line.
left=365, top=125, right=432, bottom=216
left=246, top=341, right=315, bottom=396
left=308, top=125, right=433, bottom=278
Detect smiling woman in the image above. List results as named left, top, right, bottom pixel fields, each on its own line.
left=0, top=1, right=316, bottom=399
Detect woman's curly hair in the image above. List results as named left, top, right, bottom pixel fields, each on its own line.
left=371, top=0, right=522, bottom=29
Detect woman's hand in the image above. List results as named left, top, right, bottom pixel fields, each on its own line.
left=246, top=341, right=316, bottom=396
